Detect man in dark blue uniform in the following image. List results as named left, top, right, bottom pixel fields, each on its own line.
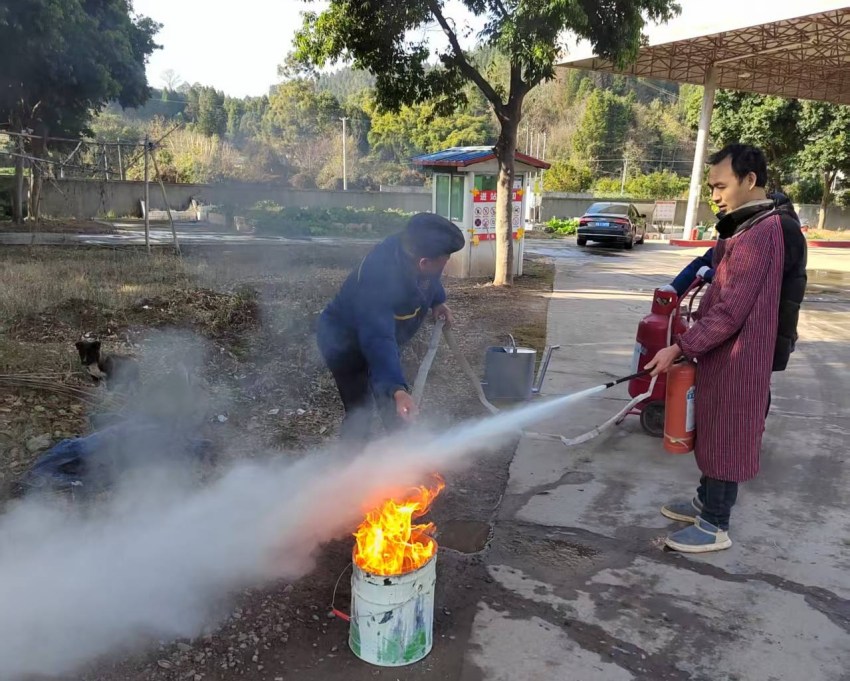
left=317, top=213, right=465, bottom=443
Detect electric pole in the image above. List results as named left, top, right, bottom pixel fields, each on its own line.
left=341, top=117, right=349, bottom=191
left=620, top=157, right=629, bottom=195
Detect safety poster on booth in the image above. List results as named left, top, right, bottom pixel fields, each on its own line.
left=472, top=177, right=524, bottom=242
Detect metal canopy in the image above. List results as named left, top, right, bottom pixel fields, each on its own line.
left=412, top=146, right=550, bottom=170
left=557, top=6, right=850, bottom=238
left=559, top=8, right=850, bottom=105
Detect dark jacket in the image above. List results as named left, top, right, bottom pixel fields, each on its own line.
left=318, top=233, right=447, bottom=397
left=712, top=193, right=807, bottom=371
left=671, top=248, right=715, bottom=296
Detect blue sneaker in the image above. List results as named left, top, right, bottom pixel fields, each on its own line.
left=661, top=497, right=703, bottom=523
left=665, top=517, right=732, bottom=553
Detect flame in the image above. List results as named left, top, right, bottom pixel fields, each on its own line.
left=353, top=473, right=445, bottom=576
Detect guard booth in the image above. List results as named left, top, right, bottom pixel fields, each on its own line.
left=412, top=147, right=550, bottom=279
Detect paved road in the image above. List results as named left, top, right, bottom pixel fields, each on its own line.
left=0, top=226, right=380, bottom=247
left=464, top=240, right=850, bottom=680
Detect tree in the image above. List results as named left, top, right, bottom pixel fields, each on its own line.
left=368, top=101, right=492, bottom=161
left=625, top=170, right=688, bottom=199
left=186, top=85, right=228, bottom=138
left=263, top=79, right=342, bottom=147
left=294, top=0, right=679, bottom=285
left=161, top=69, right=183, bottom=91
left=572, top=89, right=634, bottom=175
left=706, top=91, right=802, bottom=189
left=798, top=101, right=850, bottom=229
left=0, top=0, right=159, bottom=221
left=542, top=161, right=593, bottom=193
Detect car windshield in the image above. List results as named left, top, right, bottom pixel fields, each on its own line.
left=586, top=203, right=629, bottom=216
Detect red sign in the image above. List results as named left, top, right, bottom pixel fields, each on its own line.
left=473, top=190, right=523, bottom=203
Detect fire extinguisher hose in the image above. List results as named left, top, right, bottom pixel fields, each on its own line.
left=413, top=298, right=685, bottom=449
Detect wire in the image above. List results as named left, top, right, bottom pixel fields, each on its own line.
left=0, top=129, right=146, bottom=148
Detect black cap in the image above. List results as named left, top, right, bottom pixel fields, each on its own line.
left=403, top=213, right=465, bottom=259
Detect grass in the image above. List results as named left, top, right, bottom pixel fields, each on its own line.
left=0, top=247, right=193, bottom=322
left=246, top=202, right=412, bottom=238
left=807, top=229, right=849, bottom=241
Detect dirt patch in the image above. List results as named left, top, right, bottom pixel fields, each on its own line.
left=0, top=242, right=553, bottom=680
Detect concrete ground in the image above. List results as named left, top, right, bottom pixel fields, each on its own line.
left=462, top=241, right=850, bottom=681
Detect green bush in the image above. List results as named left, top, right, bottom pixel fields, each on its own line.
left=593, top=177, right=623, bottom=196
left=543, top=162, right=593, bottom=193
left=625, top=170, right=689, bottom=199
left=246, top=202, right=412, bottom=237
left=786, top=176, right=824, bottom=204
left=546, top=217, right=579, bottom=235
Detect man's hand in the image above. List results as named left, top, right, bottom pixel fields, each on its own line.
left=432, top=303, right=455, bottom=328
left=645, top=344, right=682, bottom=377
left=394, top=389, right=419, bottom=423
left=658, top=284, right=677, bottom=294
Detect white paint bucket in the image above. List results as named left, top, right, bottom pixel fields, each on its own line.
left=348, top=550, right=436, bottom=666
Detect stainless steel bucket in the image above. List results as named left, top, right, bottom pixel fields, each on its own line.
left=481, top=335, right=559, bottom=401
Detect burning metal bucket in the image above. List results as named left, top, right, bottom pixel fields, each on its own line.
left=347, top=474, right=444, bottom=667
left=348, top=546, right=437, bottom=667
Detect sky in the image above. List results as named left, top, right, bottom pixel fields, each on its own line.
left=133, top=0, right=846, bottom=98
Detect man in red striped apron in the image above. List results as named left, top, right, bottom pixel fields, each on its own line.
left=647, top=144, right=805, bottom=553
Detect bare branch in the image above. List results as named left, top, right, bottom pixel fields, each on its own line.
left=425, top=0, right=503, bottom=111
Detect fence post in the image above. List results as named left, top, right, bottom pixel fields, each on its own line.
left=117, top=140, right=125, bottom=181
left=144, top=135, right=151, bottom=253
left=14, top=131, right=25, bottom=224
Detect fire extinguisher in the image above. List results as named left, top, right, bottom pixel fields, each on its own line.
left=664, top=361, right=696, bottom=454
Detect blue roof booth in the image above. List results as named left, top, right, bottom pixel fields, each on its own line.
left=412, top=147, right=549, bottom=279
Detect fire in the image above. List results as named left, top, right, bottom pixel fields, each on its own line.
left=353, top=473, right=445, bottom=576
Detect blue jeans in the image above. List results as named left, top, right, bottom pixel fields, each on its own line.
left=697, top=476, right=739, bottom=530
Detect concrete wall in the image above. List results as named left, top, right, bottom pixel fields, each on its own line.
left=38, top=179, right=432, bottom=219
left=541, top=194, right=716, bottom=226
left=794, top=203, right=850, bottom=230
left=541, top=193, right=850, bottom=230
left=34, top=178, right=850, bottom=230
left=380, top=185, right=430, bottom=194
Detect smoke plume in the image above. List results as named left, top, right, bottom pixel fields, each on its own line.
left=0, top=329, right=594, bottom=679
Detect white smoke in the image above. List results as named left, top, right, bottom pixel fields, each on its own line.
left=0, top=327, right=597, bottom=679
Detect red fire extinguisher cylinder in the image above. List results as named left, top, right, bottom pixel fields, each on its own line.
left=663, top=361, right=696, bottom=454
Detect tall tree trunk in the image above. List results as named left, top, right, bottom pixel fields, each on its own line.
left=818, top=170, right=834, bottom=231
left=28, top=135, right=46, bottom=224
left=493, top=114, right=520, bottom=286
left=13, top=149, right=24, bottom=225
left=12, top=121, right=25, bottom=224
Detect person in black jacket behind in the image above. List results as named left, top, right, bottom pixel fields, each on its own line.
left=317, top=213, right=465, bottom=444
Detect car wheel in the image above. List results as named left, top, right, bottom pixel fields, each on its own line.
left=577, top=237, right=587, bottom=246
left=623, top=234, right=634, bottom=250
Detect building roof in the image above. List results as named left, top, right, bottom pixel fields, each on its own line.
left=558, top=7, right=850, bottom=104
left=411, top=146, right=550, bottom=170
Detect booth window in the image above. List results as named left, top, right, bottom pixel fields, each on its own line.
left=474, top=175, right=498, bottom=192
left=450, top=176, right=464, bottom=222
left=435, top=174, right=465, bottom=223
